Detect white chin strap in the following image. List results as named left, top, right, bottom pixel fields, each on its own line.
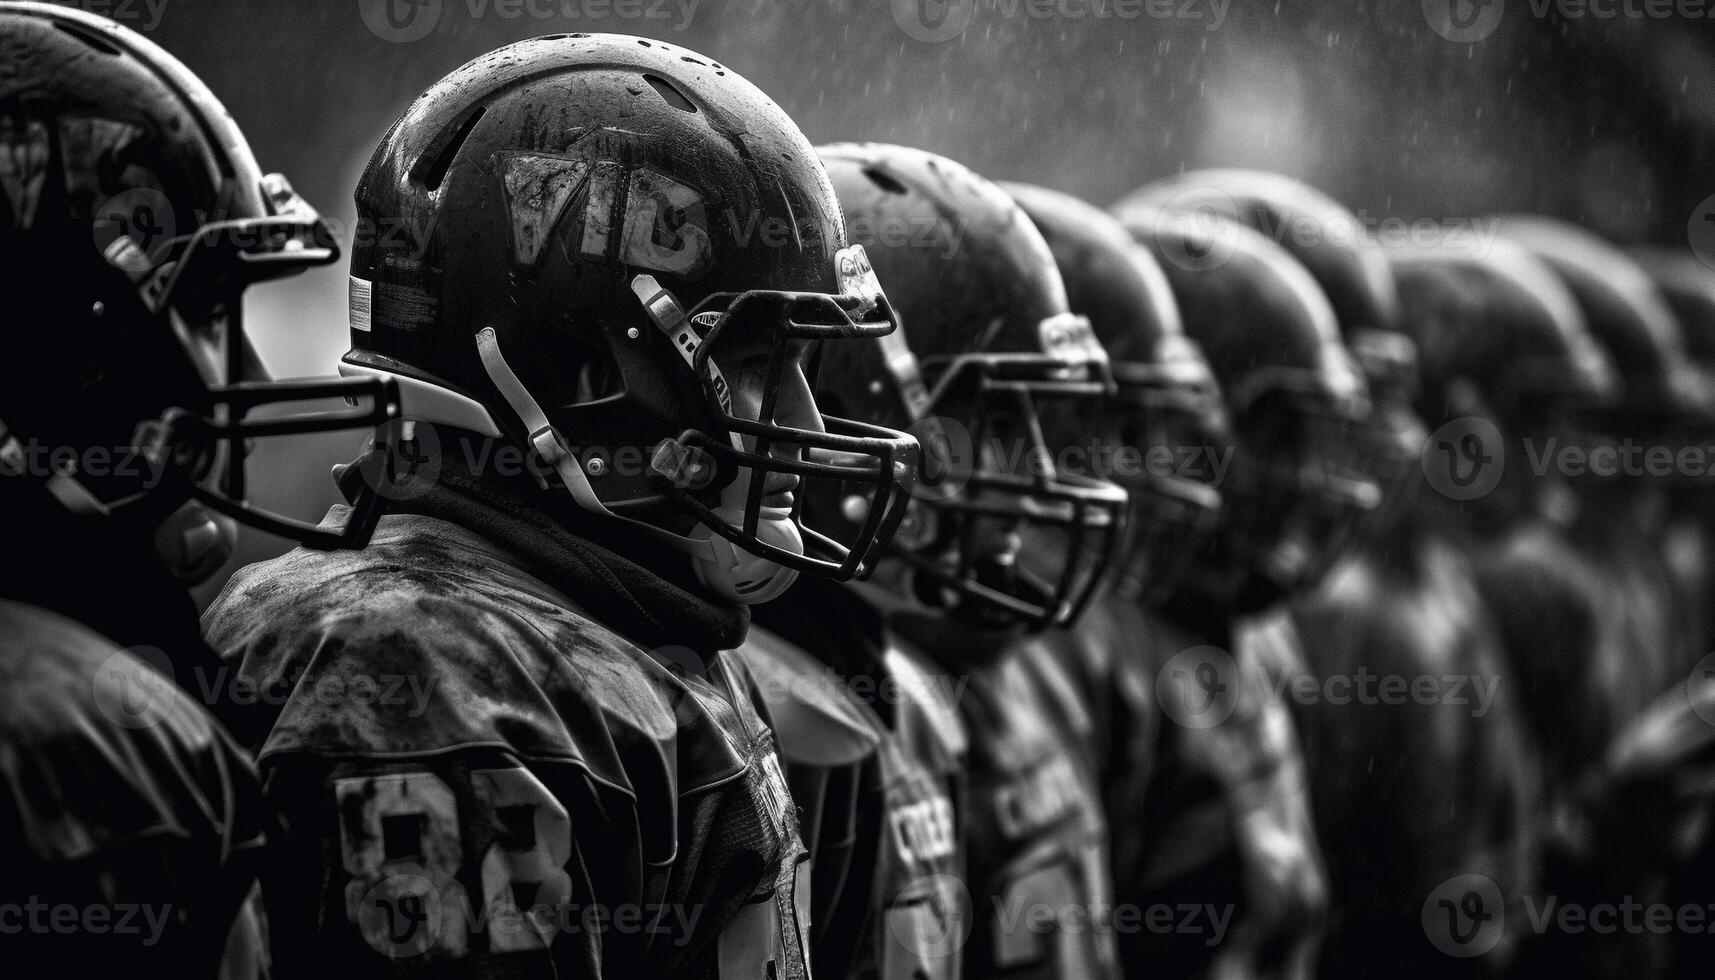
left=474, top=323, right=801, bottom=605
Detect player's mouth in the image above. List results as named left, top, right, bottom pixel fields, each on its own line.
left=760, top=472, right=799, bottom=512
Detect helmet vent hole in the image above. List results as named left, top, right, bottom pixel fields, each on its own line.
left=415, top=106, right=486, bottom=192
left=679, top=55, right=705, bottom=66
left=643, top=75, right=697, bottom=114
left=54, top=23, right=122, bottom=56
left=863, top=167, right=908, bottom=196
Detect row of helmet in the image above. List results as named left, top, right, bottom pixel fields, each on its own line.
left=6, top=3, right=1712, bottom=655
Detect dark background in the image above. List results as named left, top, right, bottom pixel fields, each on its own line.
left=116, top=0, right=1715, bottom=591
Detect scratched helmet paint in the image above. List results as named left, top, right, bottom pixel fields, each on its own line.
left=0, top=2, right=399, bottom=564
left=813, top=143, right=1129, bottom=630
left=345, top=34, right=918, bottom=604
left=999, top=181, right=1228, bottom=609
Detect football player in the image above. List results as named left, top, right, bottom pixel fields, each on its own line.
left=996, top=182, right=1230, bottom=979
left=0, top=4, right=398, bottom=976
left=200, top=35, right=919, bottom=979
left=1137, top=171, right=1541, bottom=978
left=1390, top=238, right=1627, bottom=975
left=789, top=142, right=1131, bottom=980
left=1491, top=218, right=1715, bottom=979
left=724, top=175, right=969, bottom=979
left=1114, top=198, right=1378, bottom=980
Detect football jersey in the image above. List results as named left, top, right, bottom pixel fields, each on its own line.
left=1128, top=608, right=1328, bottom=980
left=203, top=511, right=809, bottom=980
left=0, top=598, right=271, bottom=978
left=740, top=582, right=969, bottom=980
left=1290, top=541, right=1540, bottom=977
left=915, top=619, right=1119, bottom=980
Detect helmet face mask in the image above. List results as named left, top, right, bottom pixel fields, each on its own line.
left=903, top=344, right=1130, bottom=627
left=810, top=146, right=1132, bottom=631
left=632, top=264, right=920, bottom=596
left=0, top=3, right=402, bottom=554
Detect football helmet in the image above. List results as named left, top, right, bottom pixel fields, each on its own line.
left=998, top=181, right=1228, bottom=607
left=344, top=35, right=918, bottom=605
left=1391, top=239, right=1617, bottom=433
left=1116, top=170, right=1426, bottom=534
left=1498, top=216, right=1712, bottom=433
left=1120, top=204, right=1378, bottom=616
left=0, top=3, right=399, bottom=560
left=808, top=143, right=1129, bottom=629
left=1632, top=248, right=1715, bottom=368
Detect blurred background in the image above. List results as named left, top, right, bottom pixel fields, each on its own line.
left=128, top=0, right=1715, bottom=592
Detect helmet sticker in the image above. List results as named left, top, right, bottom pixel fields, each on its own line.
left=499, top=152, right=590, bottom=268
left=349, top=275, right=373, bottom=332
left=580, top=158, right=714, bottom=279
left=1038, top=312, right=1108, bottom=367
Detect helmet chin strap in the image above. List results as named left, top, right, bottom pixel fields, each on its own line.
left=474, top=324, right=801, bottom=605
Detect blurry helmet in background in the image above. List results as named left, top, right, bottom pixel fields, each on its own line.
left=812, top=143, right=1128, bottom=629
left=1120, top=202, right=1377, bottom=617
left=999, top=181, right=1227, bottom=608
left=1498, top=215, right=1711, bottom=435
left=345, top=34, right=919, bottom=604
left=0, top=2, right=399, bottom=577
left=1116, top=169, right=1427, bottom=538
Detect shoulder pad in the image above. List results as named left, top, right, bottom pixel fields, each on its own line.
left=884, top=638, right=968, bottom=760
left=731, top=627, right=881, bottom=768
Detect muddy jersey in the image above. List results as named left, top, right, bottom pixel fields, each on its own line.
left=202, top=512, right=809, bottom=980
left=733, top=614, right=968, bottom=980
left=938, top=630, right=1118, bottom=980
left=0, top=599, right=271, bottom=978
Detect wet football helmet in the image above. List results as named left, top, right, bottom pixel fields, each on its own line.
left=344, top=35, right=919, bottom=605
left=0, top=3, right=399, bottom=564
left=1119, top=203, right=1378, bottom=617
left=1498, top=216, right=1711, bottom=432
left=998, top=181, right=1228, bottom=607
left=808, top=143, right=1129, bottom=629
left=1116, top=170, right=1426, bottom=535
